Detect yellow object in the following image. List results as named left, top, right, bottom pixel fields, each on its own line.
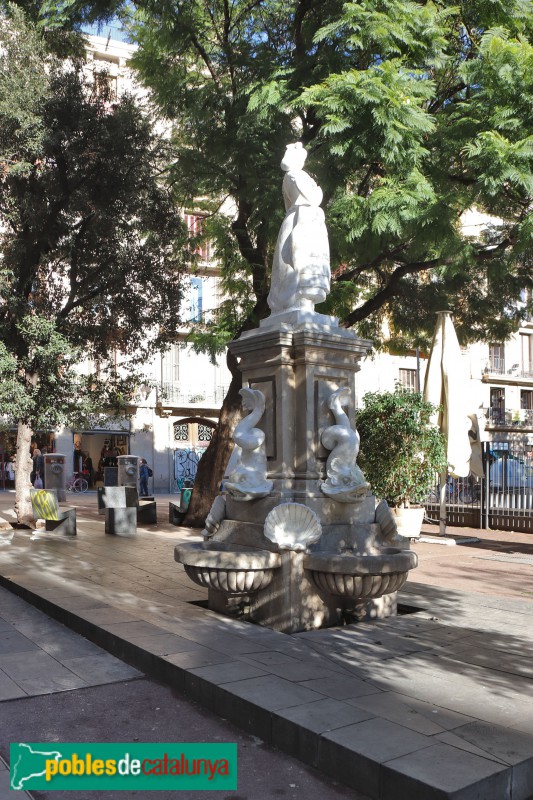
left=30, top=489, right=60, bottom=521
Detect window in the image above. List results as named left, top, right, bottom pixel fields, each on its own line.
left=190, top=277, right=203, bottom=322
left=198, top=424, right=213, bottom=442
left=174, top=423, right=189, bottom=442
left=522, top=390, right=533, bottom=426
left=489, top=344, right=505, bottom=374
left=183, top=214, right=212, bottom=262
left=161, top=344, right=180, bottom=386
left=520, top=334, right=533, bottom=377
left=522, top=391, right=533, bottom=410
left=398, top=369, right=418, bottom=393
left=490, top=387, right=505, bottom=425
left=93, top=70, right=117, bottom=100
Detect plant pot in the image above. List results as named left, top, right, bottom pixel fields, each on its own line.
left=390, top=506, right=425, bottom=539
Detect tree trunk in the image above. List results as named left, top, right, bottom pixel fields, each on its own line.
left=14, top=420, right=34, bottom=526
left=183, top=367, right=243, bottom=527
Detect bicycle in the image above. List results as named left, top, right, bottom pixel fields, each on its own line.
left=428, top=480, right=459, bottom=503
left=67, top=473, right=89, bottom=493
left=458, top=482, right=481, bottom=504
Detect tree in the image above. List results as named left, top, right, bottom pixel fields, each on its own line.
left=125, top=0, right=533, bottom=524
left=11, top=0, right=533, bottom=525
left=0, top=7, right=189, bottom=521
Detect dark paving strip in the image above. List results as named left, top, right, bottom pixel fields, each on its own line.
left=1, top=678, right=365, bottom=800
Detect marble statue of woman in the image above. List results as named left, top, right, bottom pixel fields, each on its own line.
left=224, top=388, right=273, bottom=501
left=267, top=143, right=331, bottom=314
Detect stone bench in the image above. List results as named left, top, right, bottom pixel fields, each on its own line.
left=138, top=498, right=157, bottom=525
left=30, top=489, right=77, bottom=536
left=97, top=487, right=156, bottom=534
left=169, top=501, right=184, bottom=525
left=169, top=488, right=193, bottom=526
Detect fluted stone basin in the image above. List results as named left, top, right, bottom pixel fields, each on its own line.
left=304, top=547, right=418, bottom=599
left=175, top=542, right=281, bottom=595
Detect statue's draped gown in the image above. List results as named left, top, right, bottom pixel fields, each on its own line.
left=267, top=168, right=330, bottom=313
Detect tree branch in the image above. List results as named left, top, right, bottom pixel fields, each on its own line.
left=188, top=29, right=221, bottom=90
left=231, top=0, right=264, bottom=34
left=294, top=0, right=314, bottom=60
left=342, top=236, right=515, bottom=326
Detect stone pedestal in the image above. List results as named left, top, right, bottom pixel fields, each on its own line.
left=176, top=317, right=417, bottom=634
left=229, top=323, right=371, bottom=520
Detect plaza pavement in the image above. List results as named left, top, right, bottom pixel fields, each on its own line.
left=0, top=588, right=361, bottom=800
left=0, top=490, right=532, bottom=799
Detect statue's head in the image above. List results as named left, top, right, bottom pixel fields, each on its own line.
left=281, top=142, right=307, bottom=172
left=239, top=387, right=265, bottom=414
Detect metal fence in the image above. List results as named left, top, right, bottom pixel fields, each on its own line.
left=426, top=441, right=533, bottom=533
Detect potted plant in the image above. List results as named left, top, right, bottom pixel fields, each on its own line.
left=356, top=387, right=447, bottom=538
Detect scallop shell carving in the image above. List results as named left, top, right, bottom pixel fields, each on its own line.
left=264, top=503, right=322, bottom=552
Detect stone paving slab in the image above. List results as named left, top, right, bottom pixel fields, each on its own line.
left=273, top=698, right=376, bottom=765
left=346, top=690, right=476, bottom=736
left=0, top=585, right=143, bottom=701
left=0, top=498, right=532, bottom=799
left=318, top=718, right=434, bottom=799
left=381, top=742, right=511, bottom=800
left=0, top=755, right=32, bottom=800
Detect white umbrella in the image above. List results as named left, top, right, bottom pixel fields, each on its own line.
left=423, top=311, right=474, bottom=534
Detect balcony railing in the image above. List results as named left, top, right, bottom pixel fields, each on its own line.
left=483, top=363, right=533, bottom=381
left=157, top=383, right=230, bottom=407
left=82, top=23, right=133, bottom=44
left=487, top=408, right=533, bottom=427
left=486, top=362, right=506, bottom=375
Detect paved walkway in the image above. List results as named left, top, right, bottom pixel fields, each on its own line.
left=0, top=589, right=362, bottom=800
left=0, top=491, right=532, bottom=799
left=0, top=584, right=143, bottom=800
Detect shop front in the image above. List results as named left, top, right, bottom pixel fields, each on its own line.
left=0, top=430, right=56, bottom=490
left=73, top=429, right=131, bottom=488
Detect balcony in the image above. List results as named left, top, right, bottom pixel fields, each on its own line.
left=482, top=363, right=533, bottom=385
left=486, top=408, right=533, bottom=429
left=155, top=383, right=230, bottom=415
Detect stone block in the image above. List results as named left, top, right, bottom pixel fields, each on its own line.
left=137, top=500, right=157, bottom=525
left=443, top=722, right=533, bottom=800
left=105, top=507, right=137, bottom=535
left=188, top=661, right=268, bottom=685
left=382, top=742, right=511, bottom=800
left=99, top=486, right=138, bottom=510
left=272, top=698, right=375, bottom=767
left=169, top=501, right=183, bottom=525
left=214, top=685, right=273, bottom=743
left=45, top=507, right=77, bottom=536
left=319, top=717, right=433, bottom=798
left=348, top=691, right=474, bottom=735
left=299, top=675, right=381, bottom=700
left=216, top=674, right=323, bottom=712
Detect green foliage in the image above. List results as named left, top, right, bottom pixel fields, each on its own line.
left=0, top=8, right=189, bottom=432
left=356, top=388, right=447, bottom=506
left=0, top=6, right=50, bottom=169
left=126, top=0, right=533, bottom=351
left=18, top=0, right=533, bottom=354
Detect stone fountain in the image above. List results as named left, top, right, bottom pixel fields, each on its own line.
left=176, top=142, right=417, bottom=633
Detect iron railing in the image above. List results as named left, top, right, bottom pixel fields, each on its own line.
left=486, top=408, right=533, bottom=427
left=158, top=383, right=230, bottom=407
left=426, top=441, right=533, bottom=533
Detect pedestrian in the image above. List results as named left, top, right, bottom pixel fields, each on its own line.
left=83, top=454, right=94, bottom=487
left=139, top=458, right=151, bottom=497
left=40, top=448, right=47, bottom=488
left=31, top=448, right=44, bottom=487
